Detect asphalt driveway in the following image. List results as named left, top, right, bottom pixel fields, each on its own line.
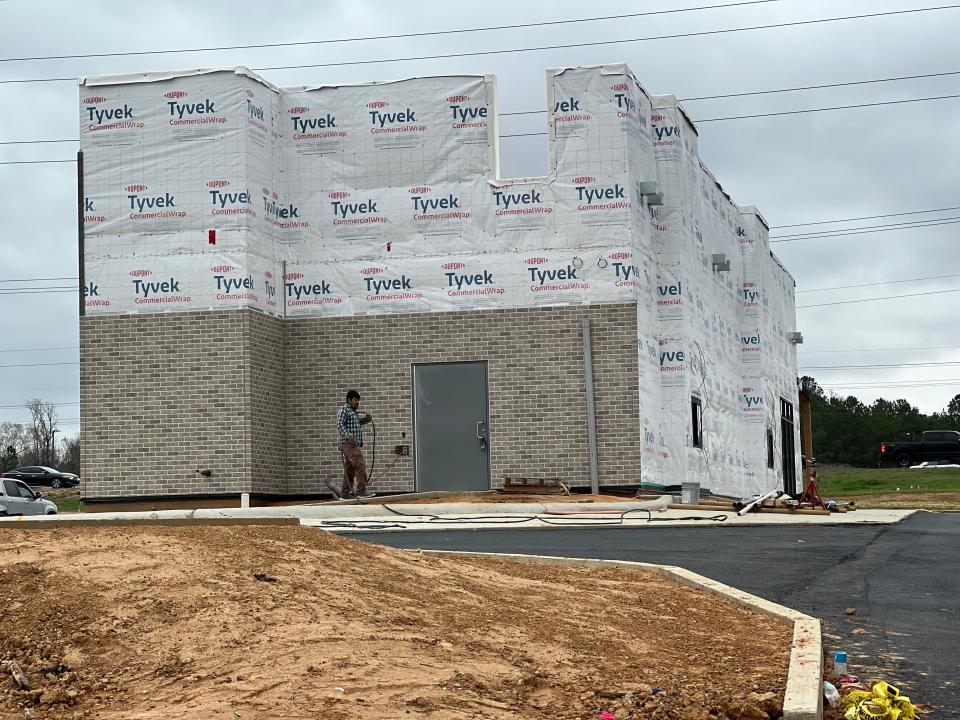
left=357, top=511, right=959, bottom=717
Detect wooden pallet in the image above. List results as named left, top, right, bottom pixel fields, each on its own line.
left=501, top=477, right=570, bottom=495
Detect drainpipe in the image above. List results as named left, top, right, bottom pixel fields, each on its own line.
left=581, top=317, right=600, bottom=494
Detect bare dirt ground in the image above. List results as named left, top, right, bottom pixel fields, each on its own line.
left=0, top=525, right=792, bottom=720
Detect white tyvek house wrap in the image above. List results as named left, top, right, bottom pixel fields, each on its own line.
left=79, top=64, right=800, bottom=496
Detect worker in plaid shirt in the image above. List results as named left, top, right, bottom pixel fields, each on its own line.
left=337, top=389, right=374, bottom=498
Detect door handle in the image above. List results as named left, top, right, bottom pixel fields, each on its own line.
left=476, top=421, right=485, bottom=439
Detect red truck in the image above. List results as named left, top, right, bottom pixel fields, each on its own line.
left=879, top=430, right=960, bottom=468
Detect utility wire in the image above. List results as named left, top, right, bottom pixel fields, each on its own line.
left=771, top=217, right=960, bottom=243
left=797, top=287, right=960, bottom=308
left=0, top=362, right=78, bottom=369
left=801, top=344, right=960, bottom=354
left=770, top=204, right=960, bottom=229
left=0, top=0, right=785, bottom=63
left=772, top=214, right=960, bottom=240
left=0, top=346, right=79, bottom=353
left=7, top=88, right=948, bottom=156
left=2, top=4, right=957, bottom=84
left=800, top=361, right=960, bottom=370
left=796, top=273, right=960, bottom=293
left=8, top=66, right=960, bottom=147
left=0, top=401, right=78, bottom=409
left=0, top=276, right=78, bottom=283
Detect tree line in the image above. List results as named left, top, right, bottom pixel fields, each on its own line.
left=802, top=376, right=960, bottom=466
left=0, top=398, right=79, bottom=474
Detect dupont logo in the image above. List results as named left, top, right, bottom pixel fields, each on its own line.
left=328, top=191, right=350, bottom=200
left=206, top=180, right=230, bottom=188
left=367, top=101, right=389, bottom=109
left=285, top=272, right=304, bottom=281
left=164, top=91, right=187, bottom=99
left=525, top=257, right=547, bottom=265
left=262, top=188, right=279, bottom=200
left=447, top=95, right=469, bottom=103
left=125, top=184, right=147, bottom=193
left=610, top=83, right=629, bottom=92
left=288, top=106, right=309, bottom=114
left=129, top=269, right=152, bottom=278
left=442, top=262, right=465, bottom=270
left=211, top=265, right=234, bottom=273
left=361, top=267, right=383, bottom=275
left=573, top=176, right=594, bottom=185
left=608, top=251, right=630, bottom=260
left=245, top=89, right=254, bottom=98
left=264, top=271, right=273, bottom=279
left=409, top=186, right=430, bottom=195
left=82, top=96, right=107, bottom=104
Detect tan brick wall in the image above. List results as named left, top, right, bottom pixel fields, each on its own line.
left=80, top=304, right=640, bottom=500
left=247, top=311, right=286, bottom=493
left=285, top=304, right=641, bottom=494
left=80, top=311, right=254, bottom=498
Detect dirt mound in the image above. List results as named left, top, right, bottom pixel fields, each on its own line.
left=0, top=525, right=791, bottom=719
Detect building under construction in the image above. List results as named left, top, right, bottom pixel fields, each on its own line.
left=78, top=63, right=802, bottom=509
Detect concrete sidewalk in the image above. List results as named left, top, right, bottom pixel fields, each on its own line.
left=0, top=495, right=915, bottom=531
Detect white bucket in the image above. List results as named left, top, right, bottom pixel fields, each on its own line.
left=681, top=482, right=700, bottom=504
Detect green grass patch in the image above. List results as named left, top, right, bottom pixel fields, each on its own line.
left=817, top=465, right=960, bottom=496
left=52, top=496, right=84, bottom=513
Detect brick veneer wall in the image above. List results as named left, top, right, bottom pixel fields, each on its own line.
left=285, top=304, right=641, bottom=494
left=247, top=311, right=286, bottom=494
left=81, top=310, right=255, bottom=498
left=80, top=304, right=640, bottom=500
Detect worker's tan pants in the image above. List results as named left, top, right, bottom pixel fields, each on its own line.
left=338, top=441, right=368, bottom=496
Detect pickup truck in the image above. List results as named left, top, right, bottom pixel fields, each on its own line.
left=0, top=478, right=58, bottom=516
left=879, top=430, right=960, bottom=468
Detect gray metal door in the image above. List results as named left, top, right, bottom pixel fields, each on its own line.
left=413, top=361, right=490, bottom=492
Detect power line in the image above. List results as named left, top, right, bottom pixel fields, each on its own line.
left=771, top=214, right=960, bottom=240
left=7, top=66, right=960, bottom=147
left=0, top=0, right=785, bottom=64
left=0, top=362, right=77, bottom=369
left=10, top=80, right=960, bottom=148
left=0, top=276, right=78, bottom=283
left=797, top=287, right=960, bottom=308
left=0, top=346, right=78, bottom=354
left=796, top=273, right=960, bottom=293
left=2, top=4, right=957, bottom=85
left=679, top=68, right=960, bottom=101
left=801, top=345, right=960, bottom=354
left=0, top=401, right=79, bottom=409
left=800, top=361, right=960, bottom=370
left=771, top=217, right=960, bottom=243
left=694, top=92, right=960, bottom=122
left=770, top=204, right=960, bottom=229
left=0, top=159, right=75, bottom=165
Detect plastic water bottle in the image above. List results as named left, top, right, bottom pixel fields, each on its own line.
left=834, top=651, right=848, bottom=676
left=823, top=681, right=841, bottom=708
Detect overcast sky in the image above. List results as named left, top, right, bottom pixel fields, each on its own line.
left=1, top=0, right=959, bottom=440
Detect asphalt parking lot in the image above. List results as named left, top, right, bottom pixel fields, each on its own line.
left=359, top=512, right=959, bottom=717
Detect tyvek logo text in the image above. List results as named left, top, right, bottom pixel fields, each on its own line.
left=132, top=277, right=191, bottom=305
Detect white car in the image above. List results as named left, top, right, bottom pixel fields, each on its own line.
left=0, top=478, right=58, bottom=516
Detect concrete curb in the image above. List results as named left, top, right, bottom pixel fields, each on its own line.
left=418, top=550, right=822, bottom=720
left=0, top=497, right=672, bottom=527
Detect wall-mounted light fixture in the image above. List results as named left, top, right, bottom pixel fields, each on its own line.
left=711, top=253, right=730, bottom=272
left=637, top=180, right=664, bottom=206
left=787, top=331, right=804, bottom=344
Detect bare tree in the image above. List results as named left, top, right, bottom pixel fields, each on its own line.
left=0, top=422, right=31, bottom=472
left=60, top=434, right=80, bottom=475
left=24, top=398, right=59, bottom=467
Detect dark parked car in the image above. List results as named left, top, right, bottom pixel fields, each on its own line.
left=1, top=466, right=80, bottom=488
